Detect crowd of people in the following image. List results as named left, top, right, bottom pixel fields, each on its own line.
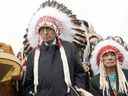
left=0, top=0, right=128, bottom=96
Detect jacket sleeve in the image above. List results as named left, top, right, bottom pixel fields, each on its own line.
left=22, top=52, right=34, bottom=96
left=89, top=75, right=102, bottom=96
left=72, top=45, right=88, bottom=90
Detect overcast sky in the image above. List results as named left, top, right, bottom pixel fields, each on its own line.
left=0, top=0, right=128, bottom=54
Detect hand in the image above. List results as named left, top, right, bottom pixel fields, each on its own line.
left=76, top=88, right=94, bottom=96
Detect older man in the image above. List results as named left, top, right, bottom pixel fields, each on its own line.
left=90, top=39, right=128, bottom=96
left=22, top=1, right=93, bottom=96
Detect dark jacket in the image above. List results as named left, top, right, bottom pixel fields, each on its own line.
left=90, top=69, right=128, bottom=96
left=22, top=41, right=87, bottom=96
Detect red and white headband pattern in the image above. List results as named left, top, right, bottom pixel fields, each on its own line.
left=97, top=45, right=124, bottom=65
left=35, top=16, right=64, bottom=35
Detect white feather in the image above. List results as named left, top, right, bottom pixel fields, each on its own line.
left=28, top=7, right=74, bottom=48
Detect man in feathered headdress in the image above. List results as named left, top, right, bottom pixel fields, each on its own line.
left=22, top=1, right=93, bottom=96
left=90, top=38, right=128, bottom=96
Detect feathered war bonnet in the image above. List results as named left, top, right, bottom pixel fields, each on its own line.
left=90, top=39, right=128, bottom=95
left=26, top=0, right=77, bottom=94
left=27, top=0, right=75, bottom=48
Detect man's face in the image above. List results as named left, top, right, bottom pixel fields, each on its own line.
left=39, top=27, right=56, bottom=43
left=102, top=52, right=117, bottom=68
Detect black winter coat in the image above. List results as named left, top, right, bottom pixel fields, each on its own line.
left=22, top=41, right=87, bottom=96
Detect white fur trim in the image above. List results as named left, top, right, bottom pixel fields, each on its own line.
left=34, top=48, right=40, bottom=93
left=76, top=88, right=94, bottom=96
left=60, top=46, right=72, bottom=92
